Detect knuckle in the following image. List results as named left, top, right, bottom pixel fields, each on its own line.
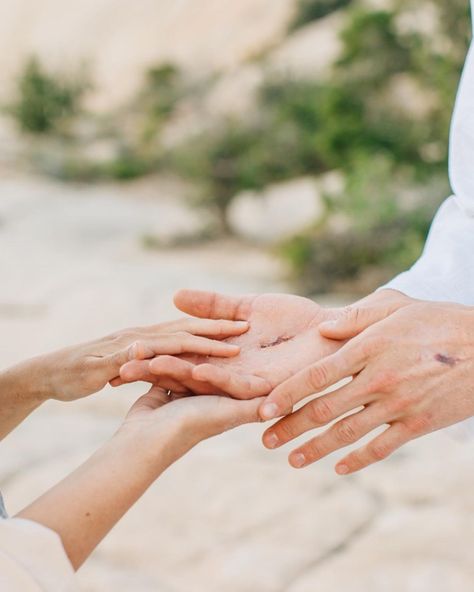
left=308, top=397, right=334, bottom=425
left=350, top=306, right=362, bottom=325
left=370, top=370, right=399, bottom=393
left=335, top=420, right=358, bottom=444
left=274, top=420, right=297, bottom=442
left=307, top=363, right=329, bottom=391
left=367, top=441, right=391, bottom=461
left=341, top=305, right=355, bottom=321
left=405, top=414, right=432, bottom=436
left=303, top=440, right=325, bottom=462
left=275, top=390, right=294, bottom=414
left=360, top=335, right=379, bottom=357
left=387, top=394, right=410, bottom=415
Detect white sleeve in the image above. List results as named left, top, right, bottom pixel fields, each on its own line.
left=380, top=195, right=474, bottom=305
left=0, top=518, right=75, bottom=591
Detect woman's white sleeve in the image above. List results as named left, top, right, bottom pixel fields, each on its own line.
left=380, top=195, right=474, bottom=306
left=0, top=518, right=75, bottom=591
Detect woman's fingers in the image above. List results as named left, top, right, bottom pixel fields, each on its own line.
left=206, top=396, right=265, bottom=430
left=259, top=343, right=367, bottom=420
left=149, top=356, right=230, bottom=395
left=120, top=359, right=188, bottom=393
left=288, top=403, right=389, bottom=469
left=127, top=387, right=172, bottom=414
left=262, top=380, right=371, bottom=448
left=192, top=363, right=272, bottom=399
left=128, top=333, right=241, bottom=360
left=335, top=422, right=409, bottom=474
left=174, top=289, right=254, bottom=321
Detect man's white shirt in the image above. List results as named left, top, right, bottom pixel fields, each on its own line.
left=384, top=8, right=474, bottom=303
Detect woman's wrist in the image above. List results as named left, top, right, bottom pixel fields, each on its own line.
left=114, top=416, right=191, bottom=471
left=0, top=358, right=50, bottom=407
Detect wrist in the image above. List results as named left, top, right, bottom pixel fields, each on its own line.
left=0, top=358, right=50, bottom=408
left=114, top=417, right=190, bottom=471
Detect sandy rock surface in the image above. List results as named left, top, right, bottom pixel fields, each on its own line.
left=0, top=0, right=294, bottom=109
left=0, top=174, right=472, bottom=592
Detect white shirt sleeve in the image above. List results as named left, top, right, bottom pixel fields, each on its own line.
left=0, top=518, right=75, bottom=591
left=381, top=34, right=474, bottom=305
left=381, top=195, right=474, bottom=305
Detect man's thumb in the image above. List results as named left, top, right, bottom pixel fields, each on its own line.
left=319, top=306, right=386, bottom=340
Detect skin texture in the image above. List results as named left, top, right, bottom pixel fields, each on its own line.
left=18, top=387, right=263, bottom=570
left=261, top=300, right=474, bottom=474
left=0, top=318, right=247, bottom=440
left=119, top=290, right=343, bottom=399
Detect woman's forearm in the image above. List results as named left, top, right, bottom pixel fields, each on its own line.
left=16, top=426, right=181, bottom=570
left=0, top=358, right=49, bottom=440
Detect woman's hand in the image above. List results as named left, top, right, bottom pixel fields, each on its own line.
left=260, top=301, right=474, bottom=474
left=18, top=387, right=263, bottom=570
left=30, top=317, right=247, bottom=402
left=0, top=317, right=247, bottom=439
left=119, top=386, right=264, bottom=461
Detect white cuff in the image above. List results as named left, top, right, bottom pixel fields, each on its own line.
left=0, top=518, right=75, bottom=591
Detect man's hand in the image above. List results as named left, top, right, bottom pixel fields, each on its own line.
left=119, top=290, right=343, bottom=399
left=260, top=301, right=474, bottom=474
left=318, top=288, right=415, bottom=340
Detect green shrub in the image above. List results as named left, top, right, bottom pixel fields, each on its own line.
left=134, top=63, right=185, bottom=146
left=8, top=57, right=87, bottom=134
left=164, top=0, right=467, bottom=290
left=99, top=148, right=154, bottom=181
left=170, top=120, right=271, bottom=232
left=290, top=0, right=353, bottom=30
left=280, top=155, right=448, bottom=294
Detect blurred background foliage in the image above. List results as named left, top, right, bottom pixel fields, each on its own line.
left=4, top=0, right=471, bottom=294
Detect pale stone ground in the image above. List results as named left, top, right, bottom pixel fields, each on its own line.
left=0, top=172, right=473, bottom=592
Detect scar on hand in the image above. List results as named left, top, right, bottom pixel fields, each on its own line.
left=434, top=353, right=459, bottom=367
left=260, top=336, right=293, bottom=349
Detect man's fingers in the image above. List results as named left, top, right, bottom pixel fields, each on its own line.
left=335, top=422, right=409, bottom=474
left=179, top=318, right=249, bottom=338
left=128, top=334, right=240, bottom=360
left=259, top=345, right=366, bottom=420
left=174, top=289, right=253, bottom=321
left=288, top=403, right=388, bottom=469
left=262, top=381, right=371, bottom=448
left=192, top=364, right=272, bottom=399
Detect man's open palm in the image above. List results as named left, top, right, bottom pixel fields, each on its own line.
left=120, top=290, right=342, bottom=399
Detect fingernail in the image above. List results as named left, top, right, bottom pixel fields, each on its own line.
left=336, top=464, right=349, bottom=475
left=265, top=433, right=280, bottom=449
left=236, top=321, right=249, bottom=328
left=290, top=453, right=306, bottom=468
left=261, top=403, right=279, bottom=420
